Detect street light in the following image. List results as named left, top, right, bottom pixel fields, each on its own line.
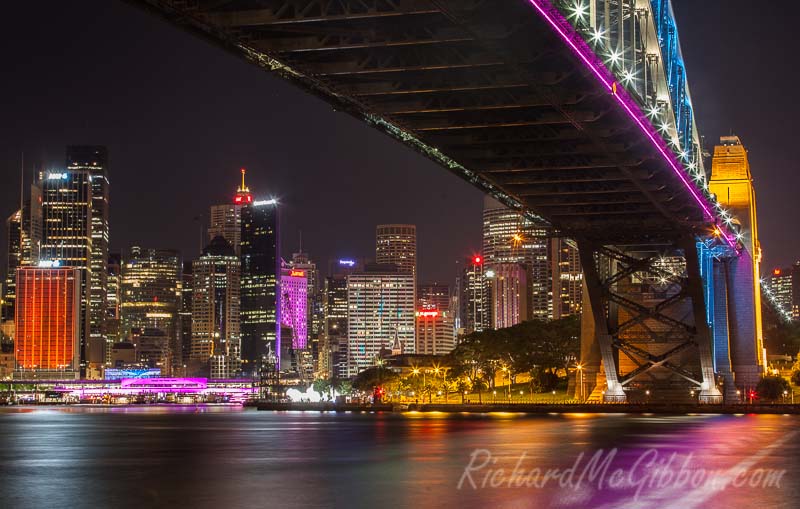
left=576, top=363, right=584, bottom=402
left=501, top=366, right=510, bottom=400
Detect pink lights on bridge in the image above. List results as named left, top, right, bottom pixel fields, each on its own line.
left=525, top=0, right=737, bottom=249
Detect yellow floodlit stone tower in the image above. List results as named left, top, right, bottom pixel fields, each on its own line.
left=709, top=136, right=765, bottom=378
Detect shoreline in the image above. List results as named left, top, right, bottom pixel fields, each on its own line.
left=256, top=401, right=800, bottom=415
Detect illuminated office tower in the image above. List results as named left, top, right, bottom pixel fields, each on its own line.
left=483, top=196, right=551, bottom=319
left=460, top=256, right=491, bottom=333
left=119, top=247, right=181, bottom=374
left=14, top=267, right=82, bottom=379
left=208, top=169, right=252, bottom=254
left=417, top=283, right=451, bottom=311
left=415, top=305, right=455, bottom=355
left=3, top=184, right=42, bottom=323
left=320, top=259, right=360, bottom=380
left=290, top=249, right=322, bottom=340
left=376, top=224, right=416, bottom=277
left=415, top=284, right=454, bottom=356
left=346, top=266, right=415, bottom=374
left=134, top=328, right=171, bottom=373
left=488, top=263, right=529, bottom=329
left=416, top=282, right=455, bottom=354
left=191, top=237, right=241, bottom=378
left=769, top=267, right=793, bottom=317
left=240, top=197, right=279, bottom=374
left=177, top=261, right=193, bottom=372
left=3, top=210, right=22, bottom=323
left=40, top=168, right=94, bottom=373
left=346, top=265, right=415, bottom=376
left=105, top=252, right=122, bottom=346
left=67, top=146, right=110, bottom=364
left=280, top=266, right=308, bottom=350
left=551, top=239, right=583, bottom=319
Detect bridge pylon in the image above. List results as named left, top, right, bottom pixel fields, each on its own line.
left=579, top=239, right=722, bottom=404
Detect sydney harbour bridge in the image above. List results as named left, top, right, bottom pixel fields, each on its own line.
left=128, top=0, right=765, bottom=403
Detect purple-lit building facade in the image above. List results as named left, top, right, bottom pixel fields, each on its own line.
left=280, top=267, right=308, bottom=349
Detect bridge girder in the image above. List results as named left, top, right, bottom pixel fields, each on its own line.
left=128, top=0, right=715, bottom=242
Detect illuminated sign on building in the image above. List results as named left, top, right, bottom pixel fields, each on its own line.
left=104, top=368, right=162, bottom=380
left=46, top=172, right=68, bottom=180
left=338, top=259, right=356, bottom=267
left=253, top=199, right=277, bottom=207
left=289, top=270, right=305, bottom=278
left=234, top=194, right=254, bottom=204
left=37, top=260, right=62, bottom=268
left=415, top=310, right=440, bottom=318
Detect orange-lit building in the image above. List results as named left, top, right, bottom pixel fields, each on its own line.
left=14, top=267, right=82, bottom=379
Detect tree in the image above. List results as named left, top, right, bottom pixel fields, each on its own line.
left=791, top=370, right=800, bottom=387
left=352, top=366, right=398, bottom=392
left=756, top=376, right=791, bottom=402
left=334, top=380, right=352, bottom=397
left=312, top=379, right=331, bottom=400
left=456, top=378, right=472, bottom=404
left=472, top=377, right=488, bottom=404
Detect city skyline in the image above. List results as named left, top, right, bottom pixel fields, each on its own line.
left=2, top=1, right=800, bottom=285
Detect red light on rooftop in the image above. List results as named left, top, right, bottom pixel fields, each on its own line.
left=473, top=256, right=482, bottom=265
left=773, top=268, right=782, bottom=276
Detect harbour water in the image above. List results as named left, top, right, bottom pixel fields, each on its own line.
left=0, top=406, right=797, bottom=508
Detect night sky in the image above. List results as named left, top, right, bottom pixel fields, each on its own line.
left=1, top=1, right=799, bottom=284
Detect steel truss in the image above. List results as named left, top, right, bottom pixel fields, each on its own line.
left=579, top=239, right=722, bottom=403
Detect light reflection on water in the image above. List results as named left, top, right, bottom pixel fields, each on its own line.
left=0, top=407, right=796, bottom=509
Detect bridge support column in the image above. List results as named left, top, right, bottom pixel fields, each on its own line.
left=682, top=238, right=722, bottom=404
left=725, top=254, right=763, bottom=391
left=578, top=282, right=601, bottom=401
left=711, top=259, right=739, bottom=403
left=578, top=242, right=625, bottom=403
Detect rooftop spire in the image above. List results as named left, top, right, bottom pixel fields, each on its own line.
left=238, top=167, right=249, bottom=193
left=234, top=167, right=253, bottom=205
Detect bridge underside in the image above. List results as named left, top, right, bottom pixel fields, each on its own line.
left=130, top=0, right=761, bottom=402
left=130, top=0, right=710, bottom=243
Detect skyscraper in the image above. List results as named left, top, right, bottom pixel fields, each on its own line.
left=376, top=224, right=416, bottom=276
left=2, top=210, right=22, bottom=323
left=415, top=305, right=455, bottom=355
left=346, top=264, right=415, bottom=376
left=178, top=260, right=194, bottom=374
left=191, top=236, right=241, bottom=378
left=119, top=247, right=181, bottom=374
left=488, top=263, right=530, bottom=329
left=416, top=282, right=455, bottom=354
left=4, top=180, right=43, bottom=323
left=320, top=259, right=360, bottom=380
left=67, top=146, right=110, bottom=364
left=769, top=267, right=797, bottom=318
left=460, top=256, right=491, bottom=333
left=40, top=168, right=94, bottom=373
left=483, top=196, right=551, bottom=319
left=208, top=169, right=253, bottom=254
left=240, top=197, right=279, bottom=374
left=14, top=266, right=82, bottom=379
left=415, top=283, right=454, bottom=356
left=280, top=266, right=308, bottom=350
left=105, top=252, right=122, bottom=346
left=290, top=249, right=322, bottom=341
left=551, top=239, right=583, bottom=319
